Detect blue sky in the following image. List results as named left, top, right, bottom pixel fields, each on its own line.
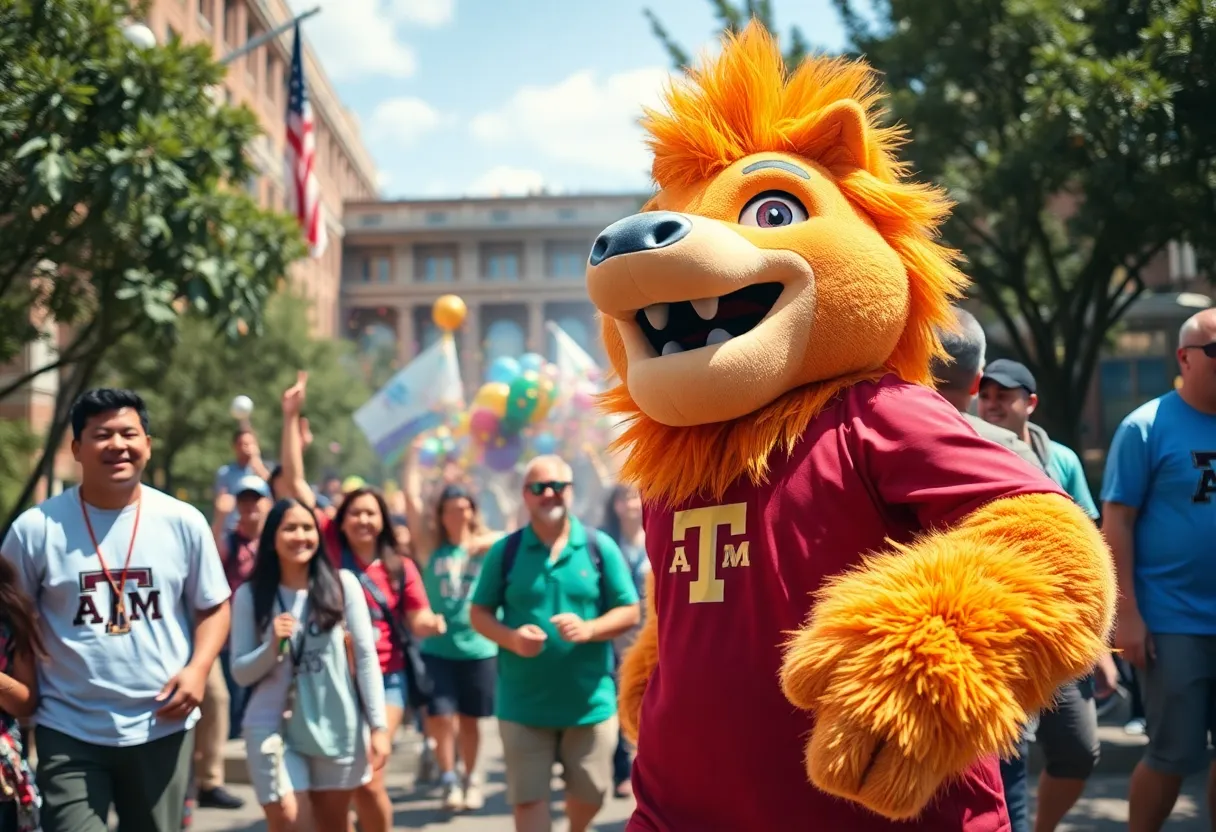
left=286, top=0, right=850, bottom=198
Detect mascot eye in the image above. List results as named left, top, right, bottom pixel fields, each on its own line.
left=738, top=191, right=808, bottom=228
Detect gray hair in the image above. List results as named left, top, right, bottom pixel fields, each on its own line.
left=523, top=454, right=573, bottom=482
left=931, top=308, right=987, bottom=392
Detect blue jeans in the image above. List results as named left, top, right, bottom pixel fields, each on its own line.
left=219, top=649, right=247, bottom=740
left=1000, top=730, right=1030, bottom=832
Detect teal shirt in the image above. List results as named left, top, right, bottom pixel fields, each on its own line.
left=1045, top=440, right=1099, bottom=519
left=419, top=543, right=498, bottom=661
left=471, top=519, right=639, bottom=728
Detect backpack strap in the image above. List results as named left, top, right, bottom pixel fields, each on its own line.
left=500, top=526, right=609, bottom=614
left=498, top=529, right=526, bottom=607
left=584, top=528, right=608, bottom=615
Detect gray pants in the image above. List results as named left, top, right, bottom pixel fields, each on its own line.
left=37, top=726, right=194, bottom=832
left=1037, top=677, right=1100, bottom=780
left=1143, top=633, right=1216, bottom=776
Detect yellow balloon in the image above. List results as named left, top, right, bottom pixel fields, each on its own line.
left=433, top=294, right=467, bottom=332
left=472, top=382, right=509, bottom=417
left=451, top=412, right=470, bottom=439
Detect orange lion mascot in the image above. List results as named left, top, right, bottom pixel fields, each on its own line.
left=585, top=21, right=1115, bottom=832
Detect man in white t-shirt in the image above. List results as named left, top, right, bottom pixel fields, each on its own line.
left=1, top=388, right=232, bottom=832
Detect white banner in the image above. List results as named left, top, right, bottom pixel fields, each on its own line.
left=354, top=335, right=464, bottom=458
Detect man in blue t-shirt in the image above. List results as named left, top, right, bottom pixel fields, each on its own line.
left=1, top=389, right=232, bottom=832
left=1102, top=309, right=1216, bottom=830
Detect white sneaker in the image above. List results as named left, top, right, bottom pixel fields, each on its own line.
left=1125, top=717, right=1147, bottom=736
left=442, top=781, right=464, bottom=811
left=462, top=778, right=484, bottom=811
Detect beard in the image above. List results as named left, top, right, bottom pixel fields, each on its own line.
left=536, top=504, right=567, bottom=525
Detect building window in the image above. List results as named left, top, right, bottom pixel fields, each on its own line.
left=376, top=257, right=391, bottom=283
left=223, top=1, right=238, bottom=48
left=545, top=241, right=587, bottom=279
left=198, top=0, right=213, bottom=27
left=557, top=207, right=576, bottom=220
left=482, top=244, right=521, bottom=281
left=1169, top=240, right=1198, bottom=282
left=1099, top=354, right=1177, bottom=446
left=490, top=209, right=510, bottom=223
left=360, top=214, right=383, bottom=227
left=415, top=246, right=456, bottom=283
left=549, top=317, right=592, bottom=361
left=166, top=23, right=178, bottom=41
left=359, top=258, right=372, bottom=283
left=245, top=173, right=259, bottom=198
left=484, top=319, right=526, bottom=364
left=425, top=211, right=447, bottom=225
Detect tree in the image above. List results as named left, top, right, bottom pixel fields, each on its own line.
left=100, top=292, right=381, bottom=505
left=646, top=0, right=810, bottom=69
left=651, top=0, right=1216, bottom=448
left=0, top=0, right=306, bottom=526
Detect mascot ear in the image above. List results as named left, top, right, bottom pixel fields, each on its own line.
left=810, top=99, right=871, bottom=172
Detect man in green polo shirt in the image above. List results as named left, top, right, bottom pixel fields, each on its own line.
left=470, top=454, right=640, bottom=832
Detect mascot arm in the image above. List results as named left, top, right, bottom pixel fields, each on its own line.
left=618, top=570, right=658, bottom=745
left=779, top=384, right=1115, bottom=821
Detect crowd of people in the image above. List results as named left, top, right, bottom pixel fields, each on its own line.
left=0, top=306, right=1214, bottom=832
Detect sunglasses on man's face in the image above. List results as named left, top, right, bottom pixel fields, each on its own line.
left=1184, top=343, right=1216, bottom=359
left=526, top=481, right=570, bottom=496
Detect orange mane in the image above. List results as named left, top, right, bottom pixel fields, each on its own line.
left=600, top=22, right=968, bottom=507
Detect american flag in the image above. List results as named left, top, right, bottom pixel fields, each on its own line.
left=286, top=24, right=326, bottom=258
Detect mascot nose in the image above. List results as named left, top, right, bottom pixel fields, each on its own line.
left=588, top=212, right=692, bottom=266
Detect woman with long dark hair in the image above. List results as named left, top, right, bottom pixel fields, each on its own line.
left=601, top=483, right=649, bottom=799
left=0, top=556, right=43, bottom=832
left=230, top=498, right=389, bottom=832
left=277, top=373, right=444, bottom=832
left=404, top=440, right=502, bottom=812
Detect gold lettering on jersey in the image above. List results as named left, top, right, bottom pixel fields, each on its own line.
left=669, top=546, right=691, bottom=573
left=721, top=541, right=750, bottom=568
left=671, top=503, right=748, bottom=604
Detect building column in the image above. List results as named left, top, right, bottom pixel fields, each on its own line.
left=458, top=241, right=479, bottom=283
left=462, top=303, right=482, bottom=393
left=524, top=239, right=545, bottom=283
left=396, top=304, right=414, bottom=365
left=528, top=302, right=545, bottom=354
left=394, top=244, right=414, bottom=284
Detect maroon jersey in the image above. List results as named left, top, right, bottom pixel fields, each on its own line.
left=628, top=376, right=1063, bottom=832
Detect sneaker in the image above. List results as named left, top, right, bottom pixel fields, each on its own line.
left=197, top=786, right=245, bottom=810
left=1125, top=717, right=1147, bottom=736
left=441, top=780, right=464, bottom=812
left=462, top=777, right=484, bottom=811
left=419, top=738, right=439, bottom=785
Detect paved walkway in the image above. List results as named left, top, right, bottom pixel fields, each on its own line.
left=192, top=720, right=1211, bottom=831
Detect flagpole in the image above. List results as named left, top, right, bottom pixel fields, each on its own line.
left=219, top=6, right=321, bottom=66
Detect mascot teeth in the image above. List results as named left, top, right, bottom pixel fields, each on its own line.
left=705, top=327, right=732, bottom=345
left=691, top=297, right=719, bottom=320
left=661, top=341, right=683, bottom=355
left=644, top=304, right=670, bottom=330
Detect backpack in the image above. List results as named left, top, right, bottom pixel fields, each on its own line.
left=499, top=527, right=607, bottom=614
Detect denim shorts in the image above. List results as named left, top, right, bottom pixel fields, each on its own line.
left=383, top=670, right=408, bottom=711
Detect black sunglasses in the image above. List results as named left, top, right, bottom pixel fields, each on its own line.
left=526, top=481, right=570, bottom=496
left=1183, top=343, right=1216, bottom=358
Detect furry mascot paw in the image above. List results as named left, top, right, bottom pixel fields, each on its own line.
left=618, top=571, right=658, bottom=745
left=781, top=493, right=1114, bottom=819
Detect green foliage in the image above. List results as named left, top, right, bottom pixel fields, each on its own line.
left=645, top=0, right=809, bottom=70
left=0, top=0, right=306, bottom=383
left=0, top=421, right=39, bottom=518
left=102, top=292, right=381, bottom=502
left=659, top=0, right=1216, bottom=446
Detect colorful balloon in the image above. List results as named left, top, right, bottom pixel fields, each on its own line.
left=529, top=377, right=558, bottom=425
left=418, top=436, right=442, bottom=468
left=519, top=352, right=546, bottom=373
left=486, top=356, right=521, bottom=385
left=468, top=408, right=501, bottom=444
left=532, top=432, right=559, bottom=455
left=484, top=434, right=523, bottom=472
left=432, top=294, right=467, bottom=331
left=572, top=385, right=597, bottom=413
left=501, top=371, right=542, bottom=435
left=472, top=382, right=510, bottom=417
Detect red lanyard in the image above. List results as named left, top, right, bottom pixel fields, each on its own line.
left=79, top=491, right=142, bottom=631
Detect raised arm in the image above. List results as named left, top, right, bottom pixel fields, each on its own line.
left=401, top=442, right=436, bottom=558
left=279, top=371, right=317, bottom=508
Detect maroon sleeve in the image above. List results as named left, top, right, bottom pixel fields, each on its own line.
left=400, top=557, right=430, bottom=612
left=850, top=378, right=1065, bottom=530
left=317, top=511, right=342, bottom=568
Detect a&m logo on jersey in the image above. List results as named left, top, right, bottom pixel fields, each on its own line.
left=668, top=502, right=750, bottom=604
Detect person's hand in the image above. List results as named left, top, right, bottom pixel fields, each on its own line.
left=434, top=614, right=447, bottom=635
left=512, top=624, right=547, bottom=658
left=1094, top=652, right=1120, bottom=699
left=550, top=613, right=595, bottom=644
left=214, top=492, right=236, bottom=518
left=272, top=613, right=296, bottom=641
left=369, top=728, right=391, bottom=771
left=154, top=662, right=208, bottom=720
left=1114, top=605, right=1153, bottom=670
left=281, top=371, right=308, bottom=417
left=298, top=416, right=314, bottom=448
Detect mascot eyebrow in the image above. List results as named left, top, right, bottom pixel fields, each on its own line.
left=741, top=159, right=810, bottom=178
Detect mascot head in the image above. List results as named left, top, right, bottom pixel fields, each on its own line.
left=587, top=22, right=968, bottom=506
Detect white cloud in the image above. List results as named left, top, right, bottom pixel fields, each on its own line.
left=367, top=97, right=447, bottom=145
left=375, top=170, right=392, bottom=191
left=286, top=0, right=456, bottom=81
left=469, top=67, right=670, bottom=176
left=465, top=167, right=556, bottom=198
